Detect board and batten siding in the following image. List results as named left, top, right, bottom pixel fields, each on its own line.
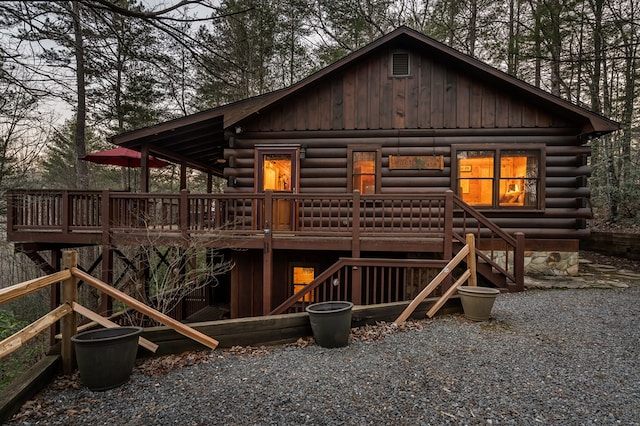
left=244, top=49, right=572, bottom=132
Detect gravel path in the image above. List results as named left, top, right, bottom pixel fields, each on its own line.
left=8, top=283, right=640, bottom=425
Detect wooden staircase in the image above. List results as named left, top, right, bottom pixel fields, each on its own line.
left=476, top=262, right=507, bottom=288
left=451, top=193, right=525, bottom=292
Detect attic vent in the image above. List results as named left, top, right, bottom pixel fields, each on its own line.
left=391, top=52, right=410, bottom=76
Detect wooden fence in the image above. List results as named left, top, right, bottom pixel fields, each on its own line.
left=0, top=251, right=219, bottom=375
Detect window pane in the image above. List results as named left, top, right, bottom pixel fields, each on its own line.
left=353, top=151, right=376, bottom=194
left=499, top=151, right=538, bottom=207
left=293, top=266, right=315, bottom=302
left=457, top=151, right=494, bottom=206
left=263, top=155, right=291, bottom=191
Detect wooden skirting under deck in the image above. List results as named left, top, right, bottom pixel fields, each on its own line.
left=143, top=297, right=462, bottom=355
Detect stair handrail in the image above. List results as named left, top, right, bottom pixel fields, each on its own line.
left=269, top=257, right=450, bottom=315
left=268, top=258, right=350, bottom=315
left=451, top=192, right=524, bottom=290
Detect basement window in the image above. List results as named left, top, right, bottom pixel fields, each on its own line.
left=293, top=266, right=315, bottom=302
left=391, top=51, right=410, bottom=77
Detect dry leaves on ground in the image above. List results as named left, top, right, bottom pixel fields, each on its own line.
left=136, top=350, right=214, bottom=377
left=349, top=320, right=425, bottom=342
left=133, top=320, right=427, bottom=377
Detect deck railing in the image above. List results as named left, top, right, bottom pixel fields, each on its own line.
left=7, top=189, right=523, bottom=290
left=452, top=194, right=524, bottom=290
left=7, top=189, right=449, bottom=237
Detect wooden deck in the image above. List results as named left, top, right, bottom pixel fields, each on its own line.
left=6, top=189, right=524, bottom=295
left=7, top=189, right=453, bottom=245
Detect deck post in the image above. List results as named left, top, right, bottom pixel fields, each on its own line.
left=140, top=146, right=150, bottom=192
left=180, top=189, right=189, bottom=239
left=466, top=233, right=477, bottom=286
left=100, top=190, right=113, bottom=315
left=180, top=163, right=188, bottom=191
left=62, top=190, right=70, bottom=235
left=442, top=190, right=454, bottom=290
left=263, top=191, right=273, bottom=315
left=351, top=190, right=362, bottom=305
left=514, top=232, right=525, bottom=291
left=207, top=171, right=213, bottom=193
left=61, top=251, right=78, bottom=375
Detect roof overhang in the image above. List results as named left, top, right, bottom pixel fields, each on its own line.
left=109, top=27, right=620, bottom=173
left=109, top=91, right=287, bottom=175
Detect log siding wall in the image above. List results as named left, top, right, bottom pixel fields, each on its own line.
left=225, top=131, right=590, bottom=240
left=223, top=46, right=591, bottom=243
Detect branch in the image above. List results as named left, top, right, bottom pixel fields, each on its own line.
left=81, top=0, right=254, bottom=23
left=80, top=0, right=212, bottom=19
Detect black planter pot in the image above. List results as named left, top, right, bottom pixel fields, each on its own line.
left=305, top=301, right=354, bottom=348
left=72, top=326, right=143, bottom=391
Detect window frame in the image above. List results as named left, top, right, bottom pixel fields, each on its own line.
left=347, top=145, right=382, bottom=194
left=290, top=262, right=318, bottom=303
left=254, top=145, right=301, bottom=193
left=452, top=144, right=546, bottom=211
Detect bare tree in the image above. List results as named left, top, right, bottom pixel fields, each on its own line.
left=115, top=239, right=235, bottom=325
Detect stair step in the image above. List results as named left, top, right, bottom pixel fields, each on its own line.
left=476, top=262, right=507, bottom=288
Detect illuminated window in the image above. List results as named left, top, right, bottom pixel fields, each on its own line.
left=457, top=151, right=495, bottom=206
left=262, top=155, right=292, bottom=191
left=499, top=151, right=539, bottom=208
left=293, top=266, right=315, bottom=302
left=456, top=148, right=542, bottom=209
left=349, top=146, right=380, bottom=194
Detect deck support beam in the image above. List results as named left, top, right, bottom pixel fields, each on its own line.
left=50, top=249, right=62, bottom=345
left=61, top=251, right=78, bottom=375
left=263, top=191, right=273, bottom=315
left=442, top=190, right=454, bottom=291
left=351, top=190, right=362, bottom=305
left=101, top=190, right=113, bottom=315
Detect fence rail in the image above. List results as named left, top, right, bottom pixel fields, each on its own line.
left=0, top=251, right=219, bottom=377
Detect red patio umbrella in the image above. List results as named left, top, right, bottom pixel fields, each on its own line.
left=82, top=147, right=169, bottom=190
left=82, top=147, right=169, bottom=168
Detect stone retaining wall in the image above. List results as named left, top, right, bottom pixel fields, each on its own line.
left=525, top=251, right=579, bottom=276
left=580, top=231, right=640, bottom=260
left=486, top=230, right=638, bottom=277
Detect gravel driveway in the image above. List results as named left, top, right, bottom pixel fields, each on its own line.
left=8, top=282, right=640, bottom=425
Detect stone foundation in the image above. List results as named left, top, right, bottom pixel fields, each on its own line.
left=524, top=251, right=579, bottom=276
left=483, top=250, right=580, bottom=277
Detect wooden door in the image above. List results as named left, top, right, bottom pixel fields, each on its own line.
left=257, top=148, right=299, bottom=230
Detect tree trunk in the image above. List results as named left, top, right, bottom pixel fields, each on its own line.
left=71, top=1, right=89, bottom=189
left=468, top=0, right=477, bottom=56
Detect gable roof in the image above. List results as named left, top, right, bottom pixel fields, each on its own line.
left=111, top=26, right=619, bottom=174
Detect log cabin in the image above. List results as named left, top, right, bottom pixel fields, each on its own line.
left=6, top=27, right=619, bottom=321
